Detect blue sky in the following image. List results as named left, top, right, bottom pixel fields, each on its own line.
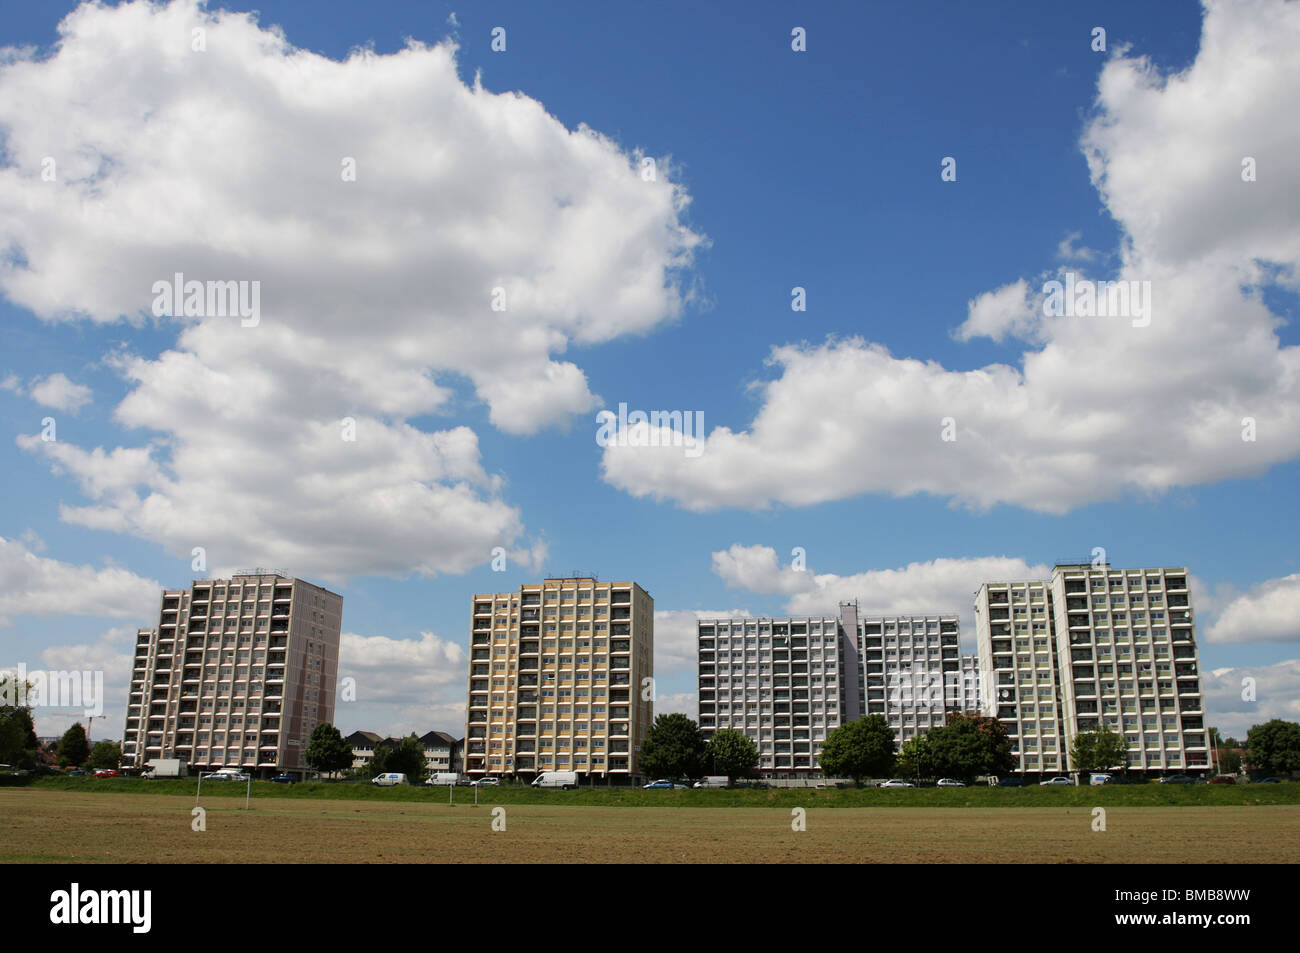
left=2, top=0, right=1297, bottom=742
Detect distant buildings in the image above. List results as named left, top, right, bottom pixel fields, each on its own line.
left=122, top=572, right=343, bottom=779
left=463, top=577, right=654, bottom=782
left=697, top=614, right=845, bottom=776
left=698, top=604, right=967, bottom=777
left=857, top=611, right=962, bottom=747
left=974, top=563, right=1208, bottom=778
left=345, top=729, right=463, bottom=775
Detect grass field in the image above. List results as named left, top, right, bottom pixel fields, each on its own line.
left=3, top=789, right=1298, bottom=863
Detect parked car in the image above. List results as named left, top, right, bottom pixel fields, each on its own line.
left=66, top=769, right=86, bottom=777
left=991, top=775, right=1025, bottom=787
left=936, top=778, right=966, bottom=787
left=1158, top=774, right=1198, bottom=784
left=1253, top=776, right=1283, bottom=784
left=269, top=774, right=295, bottom=784
left=371, top=772, right=408, bottom=786
left=473, top=777, right=501, bottom=786
left=92, top=769, right=119, bottom=778
left=642, top=778, right=687, bottom=789
left=1089, top=773, right=1112, bottom=786
left=878, top=779, right=915, bottom=788
left=213, top=768, right=250, bottom=781
left=1039, top=776, right=1073, bottom=786
left=1208, top=775, right=1236, bottom=785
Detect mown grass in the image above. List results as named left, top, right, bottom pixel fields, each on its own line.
left=27, top=776, right=1300, bottom=808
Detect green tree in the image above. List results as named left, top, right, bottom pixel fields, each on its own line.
left=0, top=675, right=39, bottom=769
left=377, top=735, right=427, bottom=780
left=1219, top=749, right=1242, bottom=775
left=57, top=722, right=90, bottom=769
left=818, top=715, right=896, bottom=786
left=638, top=713, right=707, bottom=780
left=898, top=734, right=934, bottom=783
left=925, top=714, right=1016, bottom=782
left=305, top=723, right=353, bottom=778
left=1245, top=719, right=1300, bottom=775
left=87, top=740, right=121, bottom=770
left=704, top=729, right=758, bottom=783
left=1070, top=724, right=1129, bottom=774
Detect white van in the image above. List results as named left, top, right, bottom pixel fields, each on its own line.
left=532, top=770, right=579, bottom=789
left=371, top=772, right=408, bottom=786
left=425, top=772, right=463, bottom=786
left=693, top=776, right=729, bottom=789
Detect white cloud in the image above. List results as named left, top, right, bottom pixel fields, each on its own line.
left=0, top=0, right=703, bottom=580
left=28, top=373, right=93, bottom=413
left=654, top=691, right=698, bottom=720
left=602, top=0, right=1300, bottom=514
left=1207, top=573, right=1300, bottom=644
left=654, top=607, right=752, bottom=673
left=333, top=631, right=468, bottom=738
left=1204, top=659, right=1300, bottom=739
left=1, top=372, right=93, bottom=413
left=954, top=279, right=1039, bottom=344
left=1056, top=231, right=1098, bottom=263
left=711, top=543, right=815, bottom=595
left=0, top=536, right=160, bottom=626
left=711, top=545, right=1050, bottom=647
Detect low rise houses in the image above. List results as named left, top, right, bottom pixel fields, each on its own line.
left=345, top=729, right=463, bottom=776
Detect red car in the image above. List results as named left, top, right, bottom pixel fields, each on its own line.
left=1208, top=776, right=1236, bottom=784
left=92, top=769, right=119, bottom=778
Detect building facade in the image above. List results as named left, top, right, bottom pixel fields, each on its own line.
left=1049, top=564, right=1207, bottom=775
left=858, top=612, right=962, bottom=747
left=698, top=606, right=966, bottom=776
left=974, top=563, right=1208, bottom=778
left=122, top=573, right=343, bottom=778
left=698, top=615, right=845, bottom=775
left=974, top=578, right=1066, bottom=776
left=957, top=654, right=983, bottom=714
left=463, top=577, right=653, bottom=782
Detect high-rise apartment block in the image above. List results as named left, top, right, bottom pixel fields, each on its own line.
left=858, top=612, right=962, bottom=746
left=698, top=604, right=966, bottom=776
left=958, top=654, right=983, bottom=714
left=697, top=614, right=845, bottom=774
left=123, top=573, right=343, bottom=778
left=974, top=563, right=1208, bottom=778
left=464, top=577, right=653, bottom=782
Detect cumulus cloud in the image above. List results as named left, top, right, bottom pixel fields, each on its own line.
left=0, top=625, right=137, bottom=733
left=711, top=543, right=816, bottom=595
left=1204, top=659, right=1300, bottom=739
left=334, top=631, right=468, bottom=736
left=654, top=607, right=752, bottom=673
left=954, top=279, right=1039, bottom=344
left=602, top=0, right=1300, bottom=514
left=654, top=691, right=698, bottom=720
left=1, top=372, right=93, bottom=413
left=711, top=545, right=1051, bottom=646
left=0, top=536, right=160, bottom=625
left=0, top=0, right=703, bottom=580
left=1207, top=573, right=1300, bottom=644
